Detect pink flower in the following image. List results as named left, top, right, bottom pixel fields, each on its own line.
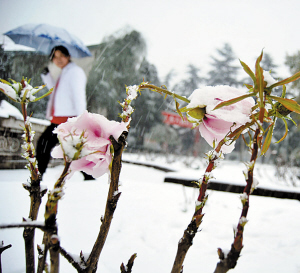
left=185, top=85, right=255, bottom=153
left=51, top=111, right=128, bottom=178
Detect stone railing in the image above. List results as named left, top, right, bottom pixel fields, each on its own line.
left=0, top=100, right=50, bottom=169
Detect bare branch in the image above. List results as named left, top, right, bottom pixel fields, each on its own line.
left=214, top=125, right=261, bottom=273
left=0, top=242, right=12, bottom=273
left=0, top=222, right=47, bottom=231
left=85, top=132, right=127, bottom=273
left=59, top=246, right=85, bottom=272
left=0, top=242, right=12, bottom=254
left=120, top=253, right=137, bottom=273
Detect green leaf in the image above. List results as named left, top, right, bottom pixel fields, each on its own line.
left=229, top=122, right=250, bottom=141
left=174, top=99, right=184, bottom=120
left=255, top=51, right=264, bottom=108
left=31, top=85, right=46, bottom=96
left=21, top=88, right=30, bottom=103
left=281, top=85, right=286, bottom=98
left=180, top=106, right=189, bottom=113
left=186, top=114, right=200, bottom=128
left=262, top=123, right=274, bottom=155
left=269, top=95, right=300, bottom=114
left=33, top=88, right=54, bottom=102
left=275, top=118, right=288, bottom=144
left=0, top=79, right=11, bottom=85
left=244, top=84, right=253, bottom=90
left=240, top=60, right=256, bottom=83
left=255, top=50, right=264, bottom=65
left=268, top=71, right=300, bottom=89
left=285, top=114, right=297, bottom=127
left=187, top=107, right=205, bottom=119
left=213, top=93, right=255, bottom=110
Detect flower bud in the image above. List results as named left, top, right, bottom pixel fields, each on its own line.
left=187, top=107, right=206, bottom=120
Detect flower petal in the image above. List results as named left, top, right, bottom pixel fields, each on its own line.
left=52, top=110, right=128, bottom=178
left=51, top=145, right=64, bottom=158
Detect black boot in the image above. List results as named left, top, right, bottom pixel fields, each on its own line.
left=81, top=171, right=95, bottom=181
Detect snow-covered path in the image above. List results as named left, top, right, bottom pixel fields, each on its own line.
left=1, top=156, right=300, bottom=272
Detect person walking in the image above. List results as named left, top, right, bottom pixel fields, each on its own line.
left=36, top=45, right=94, bottom=180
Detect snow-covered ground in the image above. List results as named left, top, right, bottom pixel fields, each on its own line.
left=1, top=153, right=300, bottom=273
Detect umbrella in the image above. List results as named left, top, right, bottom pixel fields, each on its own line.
left=4, top=23, right=92, bottom=58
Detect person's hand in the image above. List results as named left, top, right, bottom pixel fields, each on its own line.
left=41, top=67, right=49, bottom=75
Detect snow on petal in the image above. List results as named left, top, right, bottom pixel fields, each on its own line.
left=51, top=146, right=64, bottom=158
left=52, top=111, right=128, bottom=178
left=187, top=85, right=255, bottom=153
left=0, top=82, right=18, bottom=100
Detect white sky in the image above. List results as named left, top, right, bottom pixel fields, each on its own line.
left=1, top=0, right=300, bottom=84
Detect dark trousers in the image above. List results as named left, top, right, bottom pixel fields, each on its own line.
left=36, top=123, right=59, bottom=176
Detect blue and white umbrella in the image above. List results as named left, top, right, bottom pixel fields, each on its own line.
left=4, top=23, right=92, bottom=58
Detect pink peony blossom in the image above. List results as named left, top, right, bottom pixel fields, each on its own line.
left=51, top=111, right=128, bottom=178
left=186, top=85, right=255, bottom=153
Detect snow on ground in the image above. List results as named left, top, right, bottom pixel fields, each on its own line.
left=1, top=154, right=300, bottom=273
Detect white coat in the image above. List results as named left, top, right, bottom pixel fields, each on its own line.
left=41, top=62, right=87, bottom=119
